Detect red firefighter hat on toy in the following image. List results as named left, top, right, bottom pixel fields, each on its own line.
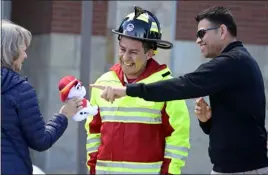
left=58, top=75, right=81, bottom=102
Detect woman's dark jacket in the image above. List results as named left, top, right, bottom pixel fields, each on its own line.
left=1, top=67, right=68, bottom=175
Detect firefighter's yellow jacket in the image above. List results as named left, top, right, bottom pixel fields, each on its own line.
left=85, top=58, right=190, bottom=174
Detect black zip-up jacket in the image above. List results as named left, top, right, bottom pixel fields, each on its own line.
left=126, top=41, right=268, bottom=173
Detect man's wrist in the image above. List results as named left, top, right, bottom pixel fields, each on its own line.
left=198, top=117, right=212, bottom=126
left=126, top=83, right=141, bottom=97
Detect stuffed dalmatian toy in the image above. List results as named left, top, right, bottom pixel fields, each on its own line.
left=58, top=75, right=98, bottom=121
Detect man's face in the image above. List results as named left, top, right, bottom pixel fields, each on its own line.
left=118, top=37, right=152, bottom=78
left=196, top=19, right=223, bottom=58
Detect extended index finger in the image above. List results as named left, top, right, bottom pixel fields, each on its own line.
left=195, top=97, right=203, bottom=105
left=89, top=84, right=106, bottom=90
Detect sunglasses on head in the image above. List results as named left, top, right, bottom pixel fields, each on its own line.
left=196, top=27, right=219, bottom=39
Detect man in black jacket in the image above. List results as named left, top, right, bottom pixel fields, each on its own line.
left=90, top=6, right=268, bottom=174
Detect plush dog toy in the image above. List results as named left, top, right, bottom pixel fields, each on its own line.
left=58, top=75, right=98, bottom=121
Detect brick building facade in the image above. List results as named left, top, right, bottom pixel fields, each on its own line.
left=176, top=1, right=268, bottom=45
left=11, top=1, right=108, bottom=36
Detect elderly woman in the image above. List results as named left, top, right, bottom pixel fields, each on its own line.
left=1, top=20, right=83, bottom=175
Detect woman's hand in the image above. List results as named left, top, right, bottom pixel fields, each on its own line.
left=59, top=98, right=83, bottom=118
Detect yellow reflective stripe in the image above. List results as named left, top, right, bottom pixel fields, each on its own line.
left=87, top=138, right=100, bottom=144
left=96, top=170, right=157, bottom=174
left=164, top=151, right=187, bottom=160
left=97, top=80, right=121, bottom=84
left=100, top=107, right=161, bottom=119
left=101, top=115, right=162, bottom=124
left=150, top=22, right=159, bottom=32
left=126, top=13, right=135, bottom=20
left=87, top=145, right=99, bottom=153
left=137, top=67, right=171, bottom=84
left=97, top=161, right=162, bottom=169
left=86, top=134, right=100, bottom=153
left=100, top=107, right=161, bottom=114
left=136, top=13, right=149, bottom=23
left=96, top=161, right=162, bottom=173
left=87, top=133, right=100, bottom=140
left=86, top=134, right=100, bottom=145
left=125, top=12, right=149, bottom=23
left=165, top=144, right=189, bottom=153
left=101, top=111, right=159, bottom=118
left=169, top=159, right=184, bottom=175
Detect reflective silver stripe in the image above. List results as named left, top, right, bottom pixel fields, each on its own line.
left=100, top=107, right=161, bottom=114
left=96, top=170, right=159, bottom=174
left=165, top=145, right=189, bottom=153
left=87, top=138, right=100, bottom=144
left=102, top=115, right=162, bottom=123
left=87, top=146, right=99, bottom=153
left=97, top=161, right=162, bottom=169
left=98, top=80, right=121, bottom=84
left=164, top=151, right=186, bottom=160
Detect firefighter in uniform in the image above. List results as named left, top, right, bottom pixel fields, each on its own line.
left=85, top=6, right=191, bottom=175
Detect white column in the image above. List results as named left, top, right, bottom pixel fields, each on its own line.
left=2, top=1, right=12, bottom=20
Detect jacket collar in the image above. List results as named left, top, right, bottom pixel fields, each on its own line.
left=109, top=58, right=167, bottom=85
left=221, top=41, right=243, bottom=53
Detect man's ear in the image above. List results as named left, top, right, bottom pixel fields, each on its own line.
left=220, top=24, right=228, bottom=40
left=146, top=49, right=154, bottom=58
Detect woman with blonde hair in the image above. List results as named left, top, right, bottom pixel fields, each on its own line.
left=1, top=20, right=82, bottom=175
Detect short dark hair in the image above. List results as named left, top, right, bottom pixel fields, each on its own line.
left=142, top=41, right=157, bottom=53
left=118, top=35, right=156, bottom=53
left=195, top=6, right=237, bottom=37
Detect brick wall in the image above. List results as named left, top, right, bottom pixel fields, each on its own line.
left=11, top=0, right=53, bottom=35
left=176, top=1, right=268, bottom=45
left=51, top=1, right=82, bottom=34
left=92, top=1, right=108, bottom=36
left=11, top=0, right=108, bottom=36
